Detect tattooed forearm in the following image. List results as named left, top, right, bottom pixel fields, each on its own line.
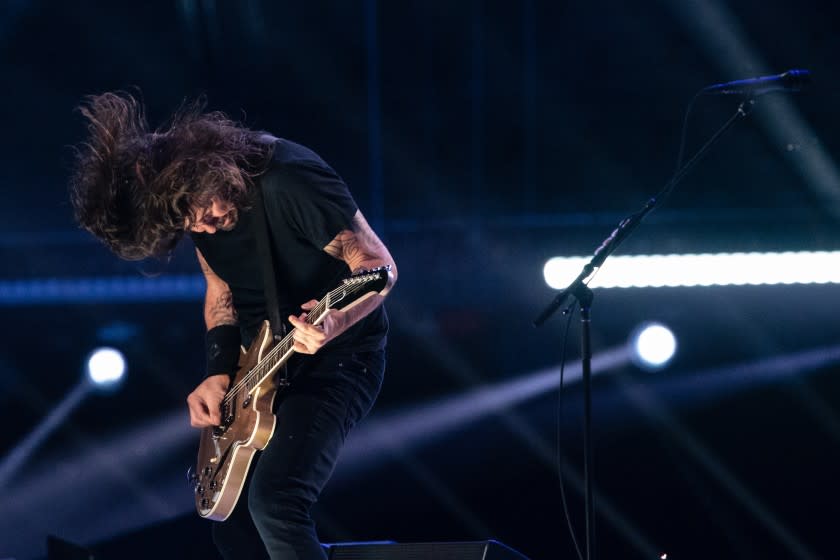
left=324, top=211, right=395, bottom=275
left=196, top=247, right=239, bottom=329
left=325, top=229, right=380, bottom=270
left=207, top=289, right=238, bottom=327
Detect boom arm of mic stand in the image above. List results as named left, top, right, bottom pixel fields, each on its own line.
left=532, top=205, right=648, bottom=327
left=533, top=98, right=753, bottom=327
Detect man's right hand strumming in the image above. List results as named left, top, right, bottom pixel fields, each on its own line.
left=187, top=374, right=230, bottom=428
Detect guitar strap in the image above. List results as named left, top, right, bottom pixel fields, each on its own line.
left=251, top=178, right=290, bottom=385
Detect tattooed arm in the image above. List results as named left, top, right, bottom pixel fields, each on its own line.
left=289, top=209, right=397, bottom=354
left=187, top=248, right=237, bottom=427
left=196, top=248, right=238, bottom=329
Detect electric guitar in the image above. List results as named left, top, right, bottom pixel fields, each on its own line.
left=189, top=266, right=391, bottom=520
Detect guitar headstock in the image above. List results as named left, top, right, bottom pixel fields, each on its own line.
left=342, top=265, right=391, bottom=293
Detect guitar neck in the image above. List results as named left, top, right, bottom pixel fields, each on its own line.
left=237, top=277, right=379, bottom=394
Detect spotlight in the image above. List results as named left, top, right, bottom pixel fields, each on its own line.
left=630, top=322, right=677, bottom=370
left=0, top=347, right=127, bottom=490
left=86, top=347, right=126, bottom=387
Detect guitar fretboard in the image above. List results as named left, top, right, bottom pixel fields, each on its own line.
left=222, top=270, right=385, bottom=405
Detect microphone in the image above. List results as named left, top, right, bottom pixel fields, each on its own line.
left=702, top=69, right=811, bottom=96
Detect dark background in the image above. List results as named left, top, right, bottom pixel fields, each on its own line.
left=1, top=1, right=839, bottom=559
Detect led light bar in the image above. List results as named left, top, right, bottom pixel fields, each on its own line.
left=544, top=251, right=840, bottom=289
left=0, top=275, right=204, bottom=305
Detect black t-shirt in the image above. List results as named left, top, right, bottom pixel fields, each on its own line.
left=191, top=138, right=388, bottom=353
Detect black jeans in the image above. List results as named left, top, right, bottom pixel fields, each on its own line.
left=212, top=349, right=385, bottom=560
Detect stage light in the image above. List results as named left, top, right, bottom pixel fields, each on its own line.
left=543, top=251, right=840, bottom=289
left=86, top=347, right=126, bottom=387
left=630, top=322, right=677, bottom=370
left=0, top=274, right=204, bottom=305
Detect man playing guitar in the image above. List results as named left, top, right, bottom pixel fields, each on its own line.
left=70, top=91, right=397, bottom=559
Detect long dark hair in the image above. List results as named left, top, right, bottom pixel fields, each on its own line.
left=69, top=91, right=274, bottom=260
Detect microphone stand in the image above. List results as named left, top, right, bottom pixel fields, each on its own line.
left=533, top=98, right=755, bottom=560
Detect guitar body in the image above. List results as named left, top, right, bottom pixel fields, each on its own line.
left=190, top=266, right=392, bottom=520
left=194, top=321, right=280, bottom=521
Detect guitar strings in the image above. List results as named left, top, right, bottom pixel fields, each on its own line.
left=220, top=279, right=372, bottom=407
left=224, top=280, right=368, bottom=401
left=225, top=268, right=384, bottom=401
left=222, top=283, right=347, bottom=404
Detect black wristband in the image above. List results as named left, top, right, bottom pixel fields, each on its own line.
left=206, top=324, right=241, bottom=378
